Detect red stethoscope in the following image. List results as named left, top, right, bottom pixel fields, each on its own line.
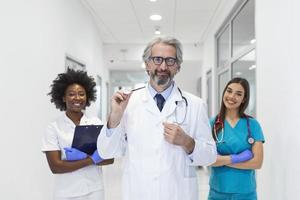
left=213, top=115, right=255, bottom=144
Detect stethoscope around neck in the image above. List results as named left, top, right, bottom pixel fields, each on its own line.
left=131, top=86, right=188, bottom=124
left=153, top=86, right=188, bottom=125
left=174, top=88, right=188, bottom=125
left=213, top=115, right=255, bottom=145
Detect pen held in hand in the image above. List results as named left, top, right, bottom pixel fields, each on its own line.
left=123, top=86, right=145, bottom=94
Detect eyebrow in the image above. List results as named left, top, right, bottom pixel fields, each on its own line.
left=227, top=86, right=243, bottom=94
left=66, top=90, right=86, bottom=93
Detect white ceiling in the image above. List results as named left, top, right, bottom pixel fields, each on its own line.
left=83, top=0, right=221, bottom=44
left=82, top=0, right=222, bottom=70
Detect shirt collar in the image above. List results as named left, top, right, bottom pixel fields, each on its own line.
left=63, top=112, right=88, bottom=125
left=148, top=81, right=174, bottom=101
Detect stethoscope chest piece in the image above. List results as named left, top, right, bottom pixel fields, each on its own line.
left=248, top=137, right=255, bottom=144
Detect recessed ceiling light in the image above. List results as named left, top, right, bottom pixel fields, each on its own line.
left=154, top=26, right=161, bottom=35
left=150, top=14, right=162, bottom=21
left=149, top=0, right=157, bottom=2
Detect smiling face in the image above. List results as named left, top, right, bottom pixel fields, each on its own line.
left=146, top=43, right=179, bottom=91
left=223, top=83, right=245, bottom=112
left=63, top=83, right=87, bottom=114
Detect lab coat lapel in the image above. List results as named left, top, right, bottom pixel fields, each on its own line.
left=142, top=86, right=161, bottom=115
left=163, top=85, right=182, bottom=118
left=141, top=84, right=183, bottom=117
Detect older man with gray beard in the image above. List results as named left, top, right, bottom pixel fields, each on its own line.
left=97, top=36, right=217, bottom=200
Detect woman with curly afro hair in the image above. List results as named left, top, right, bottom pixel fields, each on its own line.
left=42, top=69, right=113, bottom=200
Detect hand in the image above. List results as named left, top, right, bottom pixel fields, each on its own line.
left=108, top=91, right=131, bottom=128
left=90, top=149, right=103, bottom=164
left=163, top=122, right=195, bottom=153
left=230, top=149, right=253, bottom=164
left=64, top=147, right=87, bottom=161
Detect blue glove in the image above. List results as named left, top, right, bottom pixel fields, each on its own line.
left=230, top=149, right=253, bottom=164
left=64, top=147, right=88, bottom=161
left=90, top=149, right=103, bottom=164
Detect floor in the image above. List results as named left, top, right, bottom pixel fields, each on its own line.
left=102, top=158, right=210, bottom=200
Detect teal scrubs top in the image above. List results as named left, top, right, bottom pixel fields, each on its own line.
left=209, top=117, right=265, bottom=194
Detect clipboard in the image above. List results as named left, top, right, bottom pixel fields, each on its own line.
left=71, top=125, right=103, bottom=155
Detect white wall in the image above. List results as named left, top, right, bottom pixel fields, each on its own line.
left=174, top=44, right=203, bottom=96
left=175, top=60, right=202, bottom=95
left=256, top=0, right=300, bottom=199
left=0, top=0, right=108, bottom=199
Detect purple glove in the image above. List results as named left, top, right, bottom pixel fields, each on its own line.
left=64, top=147, right=87, bottom=161
left=90, top=149, right=103, bottom=164
left=230, top=149, right=253, bottom=164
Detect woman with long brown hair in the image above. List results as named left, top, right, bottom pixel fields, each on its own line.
left=208, top=77, right=265, bottom=200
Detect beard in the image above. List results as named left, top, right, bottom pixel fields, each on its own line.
left=150, top=69, right=174, bottom=86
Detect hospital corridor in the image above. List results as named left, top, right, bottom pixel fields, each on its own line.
left=1, top=0, right=299, bottom=200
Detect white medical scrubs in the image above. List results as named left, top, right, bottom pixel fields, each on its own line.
left=42, top=113, right=104, bottom=200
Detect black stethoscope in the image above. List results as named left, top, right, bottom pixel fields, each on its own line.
left=174, top=88, right=188, bottom=125
left=213, top=115, right=254, bottom=145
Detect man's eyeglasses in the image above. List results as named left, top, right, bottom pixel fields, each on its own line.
left=149, top=56, right=177, bottom=67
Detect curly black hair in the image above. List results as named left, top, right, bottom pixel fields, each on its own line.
left=48, top=69, right=97, bottom=111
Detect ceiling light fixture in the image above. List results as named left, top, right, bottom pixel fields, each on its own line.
left=154, top=26, right=161, bottom=35
left=120, top=49, right=128, bottom=61
left=149, top=0, right=157, bottom=2
left=250, top=39, right=256, bottom=44
left=150, top=14, right=162, bottom=21
left=249, top=65, right=256, bottom=70
left=235, top=72, right=242, bottom=76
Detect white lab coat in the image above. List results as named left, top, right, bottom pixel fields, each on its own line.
left=98, top=84, right=216, bottom=200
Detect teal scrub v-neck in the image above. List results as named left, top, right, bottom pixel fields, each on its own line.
left=209, top=117, right=265, bottom=193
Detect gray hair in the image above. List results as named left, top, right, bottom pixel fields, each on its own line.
left=142, top=36, right=183, bottom=66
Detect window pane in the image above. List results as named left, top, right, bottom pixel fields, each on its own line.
left=218, top=70, right=230, bottom=110
left=232, top=0, right=255, bottom=56
left=217, top=26, right=230, bottom=68
left=232, top=49, right=256, bottom=116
